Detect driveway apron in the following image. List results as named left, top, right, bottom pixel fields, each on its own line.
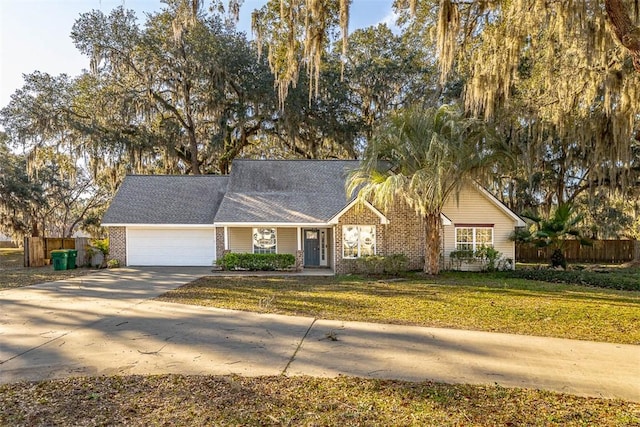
left=1, top=268, right=638, bottom=402
left=0, top=268, right=314, bottom=382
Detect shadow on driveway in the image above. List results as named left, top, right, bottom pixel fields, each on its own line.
left=1, top=267, right=638, bottom=403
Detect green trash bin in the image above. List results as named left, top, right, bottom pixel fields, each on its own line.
left=66, top=249, right=78, bottom=269
left=51, top=250, right=68, bottom=271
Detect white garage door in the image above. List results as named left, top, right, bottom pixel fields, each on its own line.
left=127, top=228, right=215, bottom=266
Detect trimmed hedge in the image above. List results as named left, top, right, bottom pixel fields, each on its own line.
left=507, top=269, right=640, bottom=291
left=220, top=253, right=296, bottom=271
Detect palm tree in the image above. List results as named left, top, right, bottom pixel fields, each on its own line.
left=519, top=203, right=592, bottom=269
left=347, top=104, right=501, bottom=275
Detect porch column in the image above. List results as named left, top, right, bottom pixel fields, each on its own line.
left=296, top=227, right=303, bottom=272
left=224, top=226, right=229, bottom=250
left=333, top=226, right=337, bottom=271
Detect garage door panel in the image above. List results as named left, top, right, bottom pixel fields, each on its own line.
left=128, top=228, right=215, bottom=266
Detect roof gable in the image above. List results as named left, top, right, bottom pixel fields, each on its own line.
left=214, top=160, right=360, bottom=224
left=474, top=184, right=526, bottom=227
left=442, top=182, right=525, bottom=227
left=328, top=199, right=389, bottom=224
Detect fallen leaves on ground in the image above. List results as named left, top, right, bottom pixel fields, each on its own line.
left=1, top=375, right=638, bottom=426
left=0, top=267, right=94, bottom=290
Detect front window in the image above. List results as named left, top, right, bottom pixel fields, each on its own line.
left=342, top=225, right=376, bottom=258
left=253, top=228, right=276, bottom=254
left=455, top=226, right=493, bottom=251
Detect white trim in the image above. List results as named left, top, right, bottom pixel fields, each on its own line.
left=296, top=226, right=302, bottom=251
left=215, top=222, right=329, bottom=227
left=252, top=227, right=277, bottom=254
left=224, top=226, right=229, bottom=250
left=320, top=229, right=328, bottom=266
left=125, top=227, right=130, bottom=266
left=213, top=227, right=217, bottom=260
left=341, top=224, right=377, bottom=259
left=455, top=226, right=494, bottom=251
left=332, top=226, right=337, bottom=269
left=328, top=199, right=389, bottom=225
left=474, top=183, right=526, bottom=227
left=103, top=223, right=215, bottom=228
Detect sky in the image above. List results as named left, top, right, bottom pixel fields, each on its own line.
left=0, top=0, right=396, bottom=109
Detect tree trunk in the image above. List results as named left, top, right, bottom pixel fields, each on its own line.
left=424, top=212, right=441, bottom=275
left=181, top=65, right=201, bottom=175
left=605, top=0, right=640, bottom=70
left=187, top=128, right=200, bottom=175
left=31, top=219, right=40, bottom=237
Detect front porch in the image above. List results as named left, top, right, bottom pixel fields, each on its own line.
left=218, top=225, right=334, bottom=272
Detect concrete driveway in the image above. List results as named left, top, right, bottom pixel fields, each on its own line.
left=1, top=267, right=638, bottom=402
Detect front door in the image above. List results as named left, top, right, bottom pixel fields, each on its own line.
left=304, top=229, right=320, bottom=266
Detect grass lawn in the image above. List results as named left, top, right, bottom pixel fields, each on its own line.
left=1, top=375, right=638, bottom=426
left=0, top=247, right=24, bottom=268
left=158, top=272, right=640, bottom=344
left=0, top=248, right=94, bottom=290
left=3, top=268, right=639, bottom=424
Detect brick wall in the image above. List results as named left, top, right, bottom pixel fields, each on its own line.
left=295, top=250, right=304, bottom=272
left=334, top=200, right=426, bottom=274
left=108, top=226, right=126, bottom=266
left=382, top=200, right=425, bottom=270
left=335, top=203, right=386, bottom=274
left=215, top=227, right=225, bottom=261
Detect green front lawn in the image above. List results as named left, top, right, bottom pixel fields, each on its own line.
left=158, top=272, right=640, bottom=344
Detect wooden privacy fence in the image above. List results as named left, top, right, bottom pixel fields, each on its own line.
left=516, top=240, right=640, bottom=264
left=24, top=237, right=91, bottom=267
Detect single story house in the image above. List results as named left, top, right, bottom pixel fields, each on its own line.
left=101, top=160, right=525, bottom=273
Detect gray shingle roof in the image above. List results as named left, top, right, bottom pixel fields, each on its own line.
left=214, top=160, right=359, bottom=223
left=101, top=175, right=229, bottom=225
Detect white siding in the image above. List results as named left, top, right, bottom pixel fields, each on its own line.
left=229, top=227, right=253, bottom=253
left=277, top=228, right=297, bottom=254
left=442, top=185, right=517, bottom=270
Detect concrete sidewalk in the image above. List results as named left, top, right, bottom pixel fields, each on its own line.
left=1, top=268, right=638, bottom=402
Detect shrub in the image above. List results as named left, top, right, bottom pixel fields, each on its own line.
left=450, top=248, right=508, bottom=272
left=86, top=240, right=108, bottom=268
left=220, top=253, right=240, bottom=270
left=550, top=249, right=567, bottom=269
left=355, top=254, right=409, bottom=276
left=507, top=269, right=640, bottom=291
left=449, top=249, right=476, bottom=270
left=449, top=249, right=475, bottom=259
left=355, top=255, right=385, bottom=275
left=91, top=238, right=109, bottom=256
left=106, top=259, right=120, bottom=268
left=475, top=246, right=502, bottom=272
left=383, top=254, right=409, bottom=275
left=220, top=253, right=296, bottom=271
